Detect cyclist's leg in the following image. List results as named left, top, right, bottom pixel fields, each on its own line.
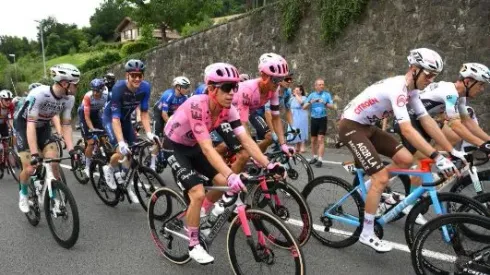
left=215, top=123, right=249, bottom=174
left=80, top=110, right=95, bottom=167
left=150, top=114, right=165, bottom=169
left=310, top=117, right=320, bottom=162
left=0, top=124, right=8, bottom=163
left=249, top=112, right=272, bottom=152
left=316, top=116, right=328, bottom=164
left=163, top=138, right=214, bottom=263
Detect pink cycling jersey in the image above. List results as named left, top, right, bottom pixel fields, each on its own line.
left=232, top=79, right=280, bottom=122
left=164, top=94, right=245, bottom=146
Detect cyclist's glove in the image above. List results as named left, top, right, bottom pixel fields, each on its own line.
left=227, top=173, right=246, bottom=193
left=434, top=154, right=457, bottom=176
left=280, top=143, right=295, bottom=156
left=450, top=148, right=467, bottom=164
left=118, top=141, right=130, bottom=155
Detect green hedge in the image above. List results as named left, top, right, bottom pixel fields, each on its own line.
left=120, top=41, right=151, bottom=57
left=79, top=51, right=121, bottom=73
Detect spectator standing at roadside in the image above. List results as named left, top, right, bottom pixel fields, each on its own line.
left=289, top=84, right=309, bottom=153
left=303, top=78, right=335, bottom=167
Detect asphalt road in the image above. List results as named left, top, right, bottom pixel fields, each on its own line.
left=0, top=132, right=433, bottom=275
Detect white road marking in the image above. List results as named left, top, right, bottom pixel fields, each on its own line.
left=286, top=218, right=457, bottom=262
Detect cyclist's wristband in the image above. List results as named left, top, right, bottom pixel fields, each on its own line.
left=429, top=151, right=439, bottom=160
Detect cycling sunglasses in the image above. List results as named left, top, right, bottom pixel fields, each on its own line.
left=129, top=72, right=144, bottom=79
left=422, top=69, right=438, bottom=80
left=271, top=76, right=285, bottom=84
left=179, top=84, right=191, bottom=90
left=214, top=82, right=239, bottom=93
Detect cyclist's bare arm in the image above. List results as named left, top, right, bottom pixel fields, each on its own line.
left=460, top=115, right=490, bottom=141
left=52, top=115, right=63, bottom=135
left=112, top=118, right=124, bottom=143
left=236, top=132, right=269, bottom=167
left=448, top=116, right=485, bottom=146
left=84, top=108, right=94, bottom=130
left=399, top=120, right=440, bottom=157
left=161, top=110, right=170, bottom=122
left=198, top=138, right=233, bottom=178
left=264, top=110, right=275, bottom=135
left=61, top=119, right=74, bottom=151
left=418, top=115, right=453, bottom=152
left=26, top=121, right=39, bottom=155
left=140, top=110, right=151, bottom=134
left=271, top=114, right=286, bottom=145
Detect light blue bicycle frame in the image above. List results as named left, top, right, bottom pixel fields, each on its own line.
left=323, top=167, right=452, bottom=241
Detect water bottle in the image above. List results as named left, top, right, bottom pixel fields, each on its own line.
left=201, top=201, right=225, bottom=236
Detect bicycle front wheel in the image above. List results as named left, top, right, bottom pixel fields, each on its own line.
left=134, top=166, right=166, bottom=212
left=251, top=180, right=312, bottom=247
left=227, top=208, right=305, bottom=275
left=7, top=148, right=21, bottom=183
left=411, top=213, right=490, bottom=275
left=44, top=180, right=80, bottom=249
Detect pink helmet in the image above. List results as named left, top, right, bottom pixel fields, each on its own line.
left=258, top=53, right=289, bottom=77
left=204, top=62, right=240, bottom=84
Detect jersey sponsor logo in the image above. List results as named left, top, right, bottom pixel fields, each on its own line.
left=220, top=123, right=233, bottom=134
left=242, top=93, right=251, bottom=105
left=190, top=102, right=202, bottom=121
left=193, top=122, right=205, bottom=134
left=354, top=98, right=380, bottom=114
left=396, top=95, right=407, bottom=107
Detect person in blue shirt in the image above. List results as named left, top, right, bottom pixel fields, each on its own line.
left=150, top=76, right=190, bottom=170
left=193, top=82, right=206, bottom=96
left=101, top=59, right=156, bottom=202
left=302, top=78, right=335, bottom=167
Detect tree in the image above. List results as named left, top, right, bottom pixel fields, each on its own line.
left=37, top=16, right=89, bottom=56
left=89, top=0, right=132, bottom=41
left=0, top=54, right=9, bottom=72
left=0, top=35, right=38, bottom=59
left=124, top=0, right=223, bottom=42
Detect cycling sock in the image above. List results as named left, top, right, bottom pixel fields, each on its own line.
left=188, top=226, right=200, bottom=248
left=361, top=213, right=375, bottom=236
left=85, top=157, right=91, bottom=168
left=202, top=198, right=214, bottom=214
left=313, top=155, right=318, bottom=159
left=150, top=154, right=157, bottom=167
left=318, top=157, right=323, bottom=161
left=20, top=183, right=28, bottom=196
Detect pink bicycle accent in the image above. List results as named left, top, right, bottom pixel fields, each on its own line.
left=237, top=205, right=251, bottom=236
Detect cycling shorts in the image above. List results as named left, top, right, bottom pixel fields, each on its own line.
left=102, top=115, right=136, bottom=147
left=249, top=111, right=270, bottom=140
left=78, top=109, right=104, bottom=139
left=339, top=119, right=404, bottom=175
left=393, top=116, right=437, bottom=154
left=163, top=136, right=218, bottom=191
left=311, top=117, right=327, bottom=136
left=0, top=123, right=8, bottom=138
left=14, top=117, right=57, bottom=154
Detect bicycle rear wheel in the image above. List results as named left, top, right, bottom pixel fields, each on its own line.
left=148, top=187, right=190, bottom=264
left=71, top=145, right=89, bottom=184
left=302, top=175, right=365, bottom=248
left=251, top=180, right=312, bottom=247
left=227, top=208, right=305, bottom=275
left=134, top=166, right=166, bottom=212
left=44, top=180, right=80, bottom=249
left=411, top=213, right=490, bottom=275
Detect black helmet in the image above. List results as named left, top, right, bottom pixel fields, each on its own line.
left=125, top=59, right=145, bottom=73
left=104, top=73, right=115, bottom=83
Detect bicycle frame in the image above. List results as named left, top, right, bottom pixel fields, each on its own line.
left=324, top=160, right=453, bottom=242
left=34, top=161, right=61, bottom=208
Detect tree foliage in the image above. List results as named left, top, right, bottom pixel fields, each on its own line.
left=89, top=0, right=132, bottom=41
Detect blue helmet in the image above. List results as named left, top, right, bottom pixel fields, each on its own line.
left=90, top=78, right=105, bottom=92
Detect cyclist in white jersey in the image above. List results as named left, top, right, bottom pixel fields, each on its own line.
left=14, top=64, right=80, bottom=213
left=339, top=48, right=464, bottom=252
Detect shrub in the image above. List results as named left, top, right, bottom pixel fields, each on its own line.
left=120, top=41, right=150, bottom=57
left=80, top=51, right=121, bottom=73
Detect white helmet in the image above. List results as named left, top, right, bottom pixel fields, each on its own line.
left=50, top=64, right=81, bottom=84
left=28, top=82, right=43, bottom=91
left=459, top=63, right=490, bottom=83
left=0, top=90, right=13, bottom=99
left=172, top=76, right=191, bottom=87
left=407, top=48, right=444, bottom=73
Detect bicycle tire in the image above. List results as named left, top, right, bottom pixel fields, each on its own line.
left=449, top=168, right=490, bottom=195
left=411, top=213, right=490, bottom=275
left=302, top=175, right=364, bottom=248
left=251, top=180, right=312, bottom=247
left=227, top=208, right=305, bottom=275
left=7, top=148, right=21, bottom=183
left=134, top=166, right=166, bottom=212
left=71, top=145, right=89, bottom=184
left=148, top=187, right=190, bottom=264
left=89, top=158, right=120, bottom=207
left=44, top=180, right=80, bottom=249
left=25, top=183, right=41, bottom=226
left=404, top=192, right=490, bottom=249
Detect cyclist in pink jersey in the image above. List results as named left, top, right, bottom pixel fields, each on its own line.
left=163, top=62, right=286, bottom=265
left=231, top=53, right=295, bottom=168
